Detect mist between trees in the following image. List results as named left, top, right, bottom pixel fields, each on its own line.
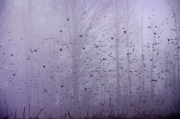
left=0, top=0, right=180, bottom=118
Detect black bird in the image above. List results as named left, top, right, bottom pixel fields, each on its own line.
left=124, top=31, right=126, bottom=33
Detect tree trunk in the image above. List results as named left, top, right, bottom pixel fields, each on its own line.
left=115, top=0, right=121, bottom=105
left=72, top=56, right=79, bottom=106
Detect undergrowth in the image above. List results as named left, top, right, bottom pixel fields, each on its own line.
left=1, top=108, right=180, bottom=119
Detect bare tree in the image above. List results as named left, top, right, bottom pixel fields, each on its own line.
left=140, top=1, right=145, bottom=109
left=112, top=0, right=125, bottom=106
left=166, top=0, right=180, bottom=114
left=124, top=0, right=138, bottom=102
left=109, top=0, right=139, bottom=114
left=52, top=0, right=111, bottom=107
left=20, top=0, right=34, bottom=110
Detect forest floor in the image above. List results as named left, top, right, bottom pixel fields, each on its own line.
left=2, top=110, right=180, bottom=119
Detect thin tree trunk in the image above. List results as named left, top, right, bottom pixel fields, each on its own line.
left=174, top=13, right=180, bottom=114
left=70, top=0, right=80, bottom=107
left=115, top=0, right=121, bottom=104
left=165, top=53, right=168, bottom=110
left=150, top=34, right=155, bottom=98
left=126, top=1, right=131, bottom=99
left=23, top=0, right=33, bottom=109
left=140, top=1, right=145, bottom=108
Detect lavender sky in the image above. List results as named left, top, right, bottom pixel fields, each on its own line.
left=0, top=0, right=179, bottom=118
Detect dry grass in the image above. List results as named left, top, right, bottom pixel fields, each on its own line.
left=2, top=108, right=180, bottom=119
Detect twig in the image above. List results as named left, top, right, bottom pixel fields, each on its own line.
left=13, top=109, right=17, bottom=119
left=4, top=92, right=8, bottom=117
left=29, top=104, right=31, bottom=119
left=62, top=113, right=66, bottom=119
left=178, top=102, right=180, bottom=115
left=23, top=107, right=25, bottom=119
left=92, top=109, right=104, bottom=119
left=3, top=113, right=13, bottom=119
left=34, top=108, right=43, bottom=119
left=67, top=110, right=72, bottom=119
left=86, top=104, right=89, bottom=118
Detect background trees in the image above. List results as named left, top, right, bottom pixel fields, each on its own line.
left=110, top=0, right=139, bottom=113
left=0, top=0, right=180, bottom=118
left=52, top=0, right=112, bottom=108
left=166, top=0, right=180, bottom=113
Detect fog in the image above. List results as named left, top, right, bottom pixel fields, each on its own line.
left=0, top=0, right=180, bottom=118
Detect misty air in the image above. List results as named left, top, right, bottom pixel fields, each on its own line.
left=0, top=0, right=180, bottom=119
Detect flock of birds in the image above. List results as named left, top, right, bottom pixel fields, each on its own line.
left=0, top=2, right=179, bottom=118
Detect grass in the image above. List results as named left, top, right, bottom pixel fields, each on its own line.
left=2, top=108, right=180, bottom=119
